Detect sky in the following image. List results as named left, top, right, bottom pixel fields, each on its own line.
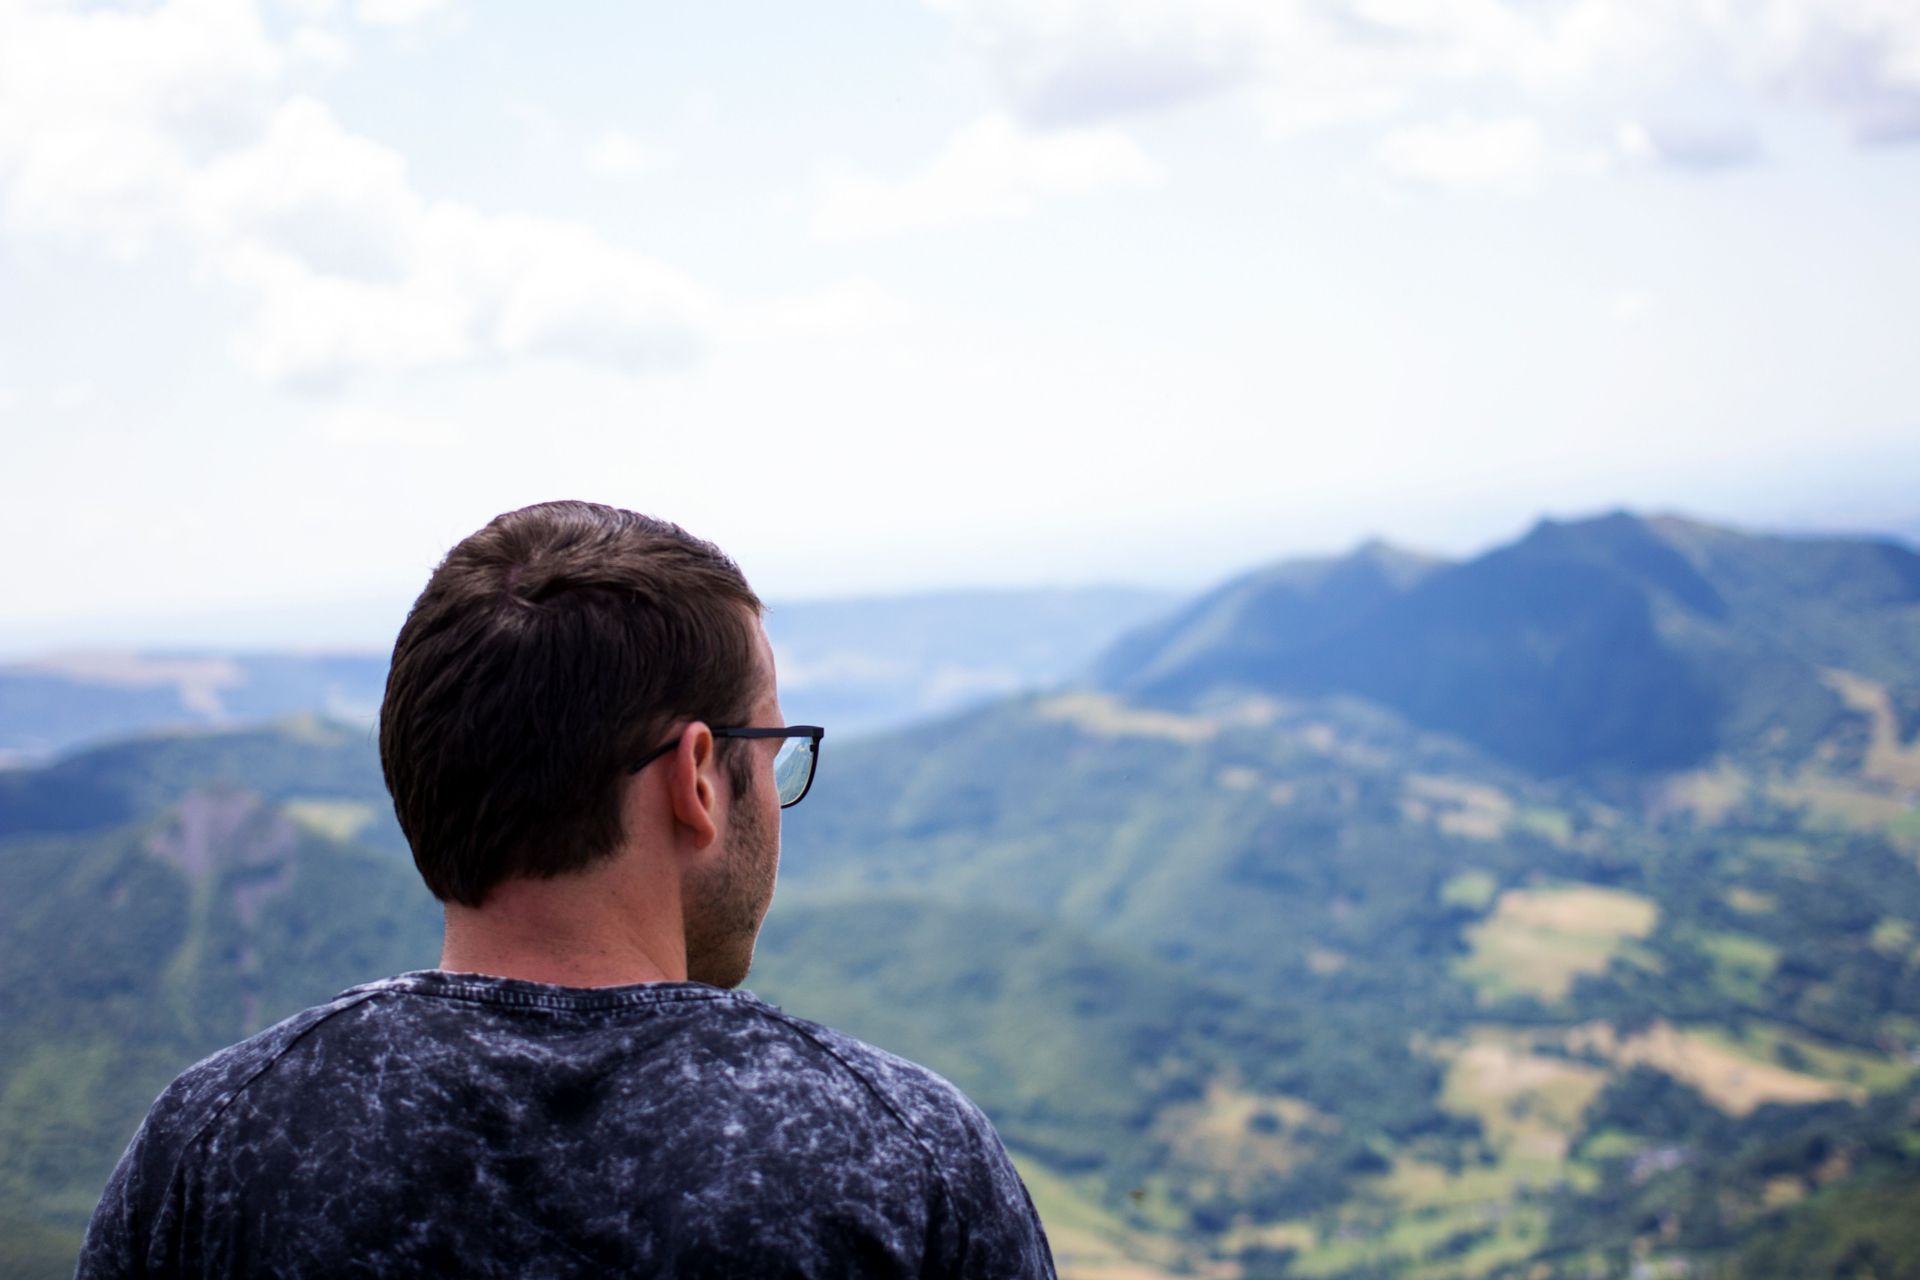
left=2, top=0, right=1918, bottom=653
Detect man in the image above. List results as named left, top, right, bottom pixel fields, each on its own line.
left=79, top=500, right=1056, bottom=1278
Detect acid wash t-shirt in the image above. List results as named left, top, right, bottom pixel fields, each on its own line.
left=77, top=971, right=1056, bottom=1279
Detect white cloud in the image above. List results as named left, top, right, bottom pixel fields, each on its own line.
left=1376, top=115, right=1554, bottom=192
left=204, top=103, right=714, bottom=385
left=49, top=382, right=97, bottom=414
left=0, top=0, right=281, bottom=253
left=288, top=25, right=352, bottom=69
left=354, top=0, right=449, bottom=28
left=219, top=240, right=472, bottom=384
left=585, top=130, right=671, bottom=178
left=316, top=405, right=457, bottom=447
left=929, top=0, right=1920, bottom=171
left=1615, top=119, right=1762, bottom=171
left=190, top=95, right=419, bottom=277
left=1755, top=0, right=1920, bottom=142
left=734, top=279, right=910, bottom=342
left=1610, top=288, right=1656, bottom=326
left=929, top=0, right=1265, bottom=125
left=812, top=112, right=1159, bottom=239
left=471, top=212, right=710, bottom=371
left=0, top=1, right=714, bottom=387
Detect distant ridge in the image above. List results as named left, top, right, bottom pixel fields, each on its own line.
left=1091, top=539, right=1450, bottom=695
left=0, top=587, right=1177, bottom=761
left=1096, top=510, right=1920, bottom=776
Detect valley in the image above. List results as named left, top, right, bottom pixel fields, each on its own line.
left=5, top=511, right=1920, bottom=1278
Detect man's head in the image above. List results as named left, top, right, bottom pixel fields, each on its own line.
left=380, top=501, right=766, bottom=914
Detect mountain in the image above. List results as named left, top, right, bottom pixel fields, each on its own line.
left=0, top=715, right=403, bottom=855
left=753, top=896, right=1453, bottom=1247
left=1098, top=512, right=1920, bottom=776
left=777, top=695, right=1920, bottom=1275
left=0, top=784, right=437, bottom=1277
left=0, top=653, right=390, bottom=765
left=781, top=688, right=1596, bottom=1009
left=7, top=509, right=1920, bottom=1279
left=1093, top=541, right=1447, bottom=696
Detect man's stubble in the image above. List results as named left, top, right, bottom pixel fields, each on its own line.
left=681, top=756, right=779, bottom=989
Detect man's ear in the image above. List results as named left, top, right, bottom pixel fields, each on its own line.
left=667, top=722, right=720, bottom=851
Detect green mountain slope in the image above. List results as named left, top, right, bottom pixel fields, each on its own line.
left=778, top=682, right=1920, bottom=1275
left=753, top=896, right=1458, bottom=1252
left=1093, top=542, right=1447, bottom=696
left=1099, top=512, right=1920, bottom=776
left=0, top=787, right=438, bottom=1276
left=0, top=717, right=403, bottom=854
left=782, top=688, right=1606, bottom=1010
left=7, top=700, right=1920, bottom=1277
left=7, top=509, right=1920, bottom=1278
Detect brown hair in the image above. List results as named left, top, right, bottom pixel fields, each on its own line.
left=379, top=501, right=764, bottom=906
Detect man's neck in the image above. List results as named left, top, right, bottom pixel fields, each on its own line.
left=438, top=861, right=687, bottom=988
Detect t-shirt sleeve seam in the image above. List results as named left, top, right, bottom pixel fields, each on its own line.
left=752, top=1006, right=967, bottom=1227
left=156, top=989, right=388, bottom=1206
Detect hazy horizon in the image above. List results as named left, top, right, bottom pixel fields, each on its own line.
left=5, top=499, right=1917, bottom=659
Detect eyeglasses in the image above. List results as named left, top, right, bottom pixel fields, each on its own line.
left=629, top=725, right=826, bottom=808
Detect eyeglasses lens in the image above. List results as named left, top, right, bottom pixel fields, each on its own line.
left=772, top=737, right=814, bottom=806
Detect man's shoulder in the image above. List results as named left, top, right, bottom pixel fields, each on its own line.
left=740, top=997, right=1005, bottom=1161
left=743, top=998, right=1056, bottom=1275
left=148, top=979, right=989, bottom=1153
left=141, top=980, right=397, bottom=1145
left=75, top=981, right=398, bottom=1274
left=84, top=978, right=1056, bottom=1278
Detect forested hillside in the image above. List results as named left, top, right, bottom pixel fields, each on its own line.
left=4, top=512, right=1919, bottom=1278
left=1099, top=512, right=1920, bottom=777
